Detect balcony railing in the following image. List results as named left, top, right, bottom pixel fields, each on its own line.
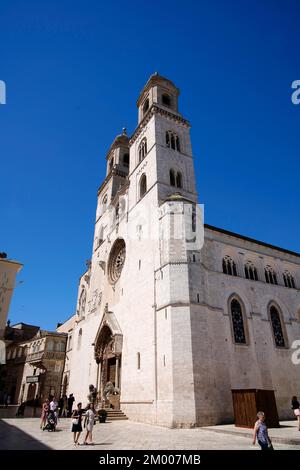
left=26, top=351, right=44, bottom=363
left=26, top=350, right=65, bottom=363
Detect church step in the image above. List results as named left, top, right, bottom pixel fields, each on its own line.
left=103, top=408, right=128, bottom=420
left=107, top=416, right=128, bottom=420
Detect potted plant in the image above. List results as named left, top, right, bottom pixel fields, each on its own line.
left=98, top=408, right=107, bottom=423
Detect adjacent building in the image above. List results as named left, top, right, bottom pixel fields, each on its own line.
left=1, top=323, right=67, bottom=404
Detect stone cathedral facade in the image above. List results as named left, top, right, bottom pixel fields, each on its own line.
left=65, top=73, right=300, bottom=427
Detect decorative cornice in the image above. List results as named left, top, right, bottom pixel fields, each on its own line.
left=129, top=104, right=190, bottom=145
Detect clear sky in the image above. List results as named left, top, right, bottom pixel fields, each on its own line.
left=1, top=0, right=299, bottom=330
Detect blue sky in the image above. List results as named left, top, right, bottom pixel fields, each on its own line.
left=1, top=0, right=299, bottom=330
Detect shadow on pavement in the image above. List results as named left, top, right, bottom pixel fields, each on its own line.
left=0, top=419, right=51, bottom=450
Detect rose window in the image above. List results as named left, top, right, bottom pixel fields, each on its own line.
left=108, top=239, right=126, bottom=284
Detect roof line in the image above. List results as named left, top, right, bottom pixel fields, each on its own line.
left=204, top=224, right=300, bottom=258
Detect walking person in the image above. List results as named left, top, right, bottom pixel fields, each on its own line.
left=253, top=411, right=273, bottom=450
left=50, top=396, right=59, bottom=425
left=58, top=396, right=64, bottom=417
left=291, top=396, right=300, bottom=431
left=71, top=402, right=83, bottom=446
left=61, top=395, right=68, bottom=417
left=83, top=403, right=96, bottom=445
left=68, top=393, right=75, bottom=417
left=40, top=399, right=49, bottom=429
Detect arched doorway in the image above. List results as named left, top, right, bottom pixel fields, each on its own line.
left=94, top=306, right=123, bottom=408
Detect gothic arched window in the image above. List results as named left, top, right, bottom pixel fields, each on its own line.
left=230, top=298, right=247, bottom=344
left=176, top=171, right=182, bottom=188
left=270, top=305, right=286, bottom=348
left=78, top=288, right=86, bottom=319
left=166, top=131, right=180, bottom=151
left=170, top=169, right=182, bottom=188
left=244, top=261, right=258, bottom=281
left=109, top=157, right=114, bottom=171
left=139, top=174, right=147, bottom=199
left=123, top=153, right=129, bottom=167
left=265, top=265, right=277, bottom=285
left=138, top=138, right=147, bottom=162
left=222, top=256, right=237, bottom=276
left=170, top=169, right=175, bottom=186
left=162, top=93, right=171, bottom=106
left=283, top=271, right=296, bottom=289
left=143, top=98, right=149, bottom=116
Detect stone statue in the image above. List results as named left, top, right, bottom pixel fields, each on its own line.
left=87, top=384, right=97, bottom=404
left=103, top=381, right=115, bottom=399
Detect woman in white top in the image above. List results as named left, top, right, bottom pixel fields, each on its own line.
left=83, top=403, right=96, bottom=445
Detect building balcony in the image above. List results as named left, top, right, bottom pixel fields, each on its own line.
left=26, top=351, right=44, bottom=363
left=26, top=350, right=65, bottom=363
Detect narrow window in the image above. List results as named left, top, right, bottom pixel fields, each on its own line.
left=176, top=171, right=182, bottom=188
left=162, top=93, right=171, bottom=106
left=139, top=174, right=147, bottom=199
left=244, top=262, right=258, bottom=281
left=283, top=271, right=296, bottom=289
left=139, top=260, right=141, bottom=270
left=138, top=138, right=147, bottom=162
left=166, top=131, right=170, bottom=148
left=231, top=299, right=247, bottom=344
left=223, top=256, right=237, bottom=276
left=270, top=305, right=286, bottom=348
left=197, top=293, right=200, bottom=303
left=265, top=266, right=278, bottom=285
left=143, top=99, right=149, bottom=116
left=170, top=169, right=175, bottom=186
left=192, top=204, right=197, bottom=232
left=170, top=133, right=175, bottom=150
left=123, top=153, right=129, bottom=166
left=137, top=352, right=141, bottom=370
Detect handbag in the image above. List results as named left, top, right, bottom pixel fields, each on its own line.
left=72, top=417, right=79, bottom=425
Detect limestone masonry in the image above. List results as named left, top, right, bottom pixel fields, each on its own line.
left=62, top=74, right=300, bottom=427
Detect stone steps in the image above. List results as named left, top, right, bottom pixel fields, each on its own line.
left=105, top=409, right=128, bottom=421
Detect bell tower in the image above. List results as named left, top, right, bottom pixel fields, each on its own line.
left=128, top=73, right=197, bottom=211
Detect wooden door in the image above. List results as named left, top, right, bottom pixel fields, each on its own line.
left=107, top=357, right=116, bottom=385
left=232, top=389, right=257, bottom=428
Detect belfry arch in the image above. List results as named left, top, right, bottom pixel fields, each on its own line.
left=94, top=305, right=123, bottom=404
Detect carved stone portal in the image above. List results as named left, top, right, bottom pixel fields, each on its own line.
left=94, top=307, right=123, bottom=409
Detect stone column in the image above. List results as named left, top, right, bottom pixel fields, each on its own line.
left=95, top=359, right=99, bottom=403
left=115, top=356, right=120, bottom=389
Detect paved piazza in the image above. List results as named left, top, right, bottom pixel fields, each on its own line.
left=0, top=418, right=299, bottom=450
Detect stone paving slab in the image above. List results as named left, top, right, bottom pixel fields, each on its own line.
left=202, top=420, right=300, bottom=446
left=0, top=418, right=299, bottom=450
